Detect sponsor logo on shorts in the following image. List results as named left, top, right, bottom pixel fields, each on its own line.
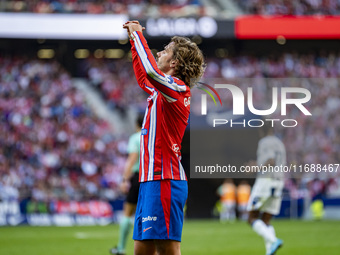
left=142, top=216, right=157, bottom=222
left=143, top=226, right=152, bottom=232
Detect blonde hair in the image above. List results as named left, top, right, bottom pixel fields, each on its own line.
left=170, top=36, right=206, bottom=88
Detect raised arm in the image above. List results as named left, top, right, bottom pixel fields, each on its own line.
left=131, top=40, right=155, bottom=95
left=131, top=31, right=188, bottom=102
left=123, top=21, right=188, bottom=102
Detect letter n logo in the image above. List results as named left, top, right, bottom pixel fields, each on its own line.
left=198, top=82, right=222, bottom=115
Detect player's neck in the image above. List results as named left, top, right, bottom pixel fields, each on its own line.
left=164, top=69, right=176, bottom=76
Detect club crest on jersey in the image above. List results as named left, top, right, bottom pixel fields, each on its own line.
left=172, top=144, right=180, bottom=152
left=166, top=75, right=174, bottom=84
left=141, top=128, right=148, bottom=135
left=184, top=97, right=191, bottom=107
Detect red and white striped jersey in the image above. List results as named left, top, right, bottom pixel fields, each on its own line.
left=130, top=31, right=190, bottom=182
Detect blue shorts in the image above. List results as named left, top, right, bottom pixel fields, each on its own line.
left=133, top=180, right=188, bottom=242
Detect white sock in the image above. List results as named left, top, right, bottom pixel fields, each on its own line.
left=265, top=225, right=278, bottom=253
left=265, top=240, right=272, bottom=254
left=252, top=219, right=277, bottom=243
left=268, top=225, right=276, bottom=238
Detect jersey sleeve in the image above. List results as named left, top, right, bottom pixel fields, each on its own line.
left=131, top=39, right=155, bottom=95
left=131, top=31, right=189, bottom=102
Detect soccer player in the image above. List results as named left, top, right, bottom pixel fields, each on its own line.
left=122, top=20, right=205, bottom=255
left=110, top=115, right=144, bottom=255
left=247, top=123, right=286, bottom=255
left=216, top=178, right=236, bottom=222
left=236, top=180, right=251, bottom=221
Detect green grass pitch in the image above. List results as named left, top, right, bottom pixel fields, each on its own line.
left=1, top=220, right=339, bottom=255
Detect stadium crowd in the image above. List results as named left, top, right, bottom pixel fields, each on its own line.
left=79, top=57, right=148, bottom=115
left=1, top=49, right=339, bottom=214
left=0, top=57, right=129, bottom=209
left=0, top=0, right=204, bottom=17
left=235, top=0, right=340, bottom=15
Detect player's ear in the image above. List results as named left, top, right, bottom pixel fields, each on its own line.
left=170, top=59, right=178, bottom=68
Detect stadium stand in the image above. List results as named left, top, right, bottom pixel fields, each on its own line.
left=79, top=57, right=148, bottom=113
left=0, top=0, right=207, bottom=17
left=0, top=57, right=128, bottom=206
left=233, top=0, right=340, bottom=15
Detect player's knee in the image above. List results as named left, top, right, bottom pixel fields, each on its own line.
left=154, top=240, right=180, bottom=255
left=134, top=240, right=156, bottom=255
left=247, top=211, right=259, bottom=225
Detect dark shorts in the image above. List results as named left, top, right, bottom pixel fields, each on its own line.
left=126, top=172, right=140, bottom=204
left=133, top=180, right=188, bottom=242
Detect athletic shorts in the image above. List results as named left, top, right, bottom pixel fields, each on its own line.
left=247, top=178, right=284, bottom=215
left=126, top=172, right=140, bottom=204
left=133, top=180, right=188, bottom=242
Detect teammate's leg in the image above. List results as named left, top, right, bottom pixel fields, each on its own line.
left=154, top=240, right=181, bottom=255
left=134, top=240, right=156, bottom=255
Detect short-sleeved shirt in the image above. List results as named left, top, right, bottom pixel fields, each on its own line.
left=257, top=135, right=286, bottom=178
left=128, top=131, right=141, bottom=174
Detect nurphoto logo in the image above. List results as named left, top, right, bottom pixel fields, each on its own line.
left=199, top=83, right=312, bottom=128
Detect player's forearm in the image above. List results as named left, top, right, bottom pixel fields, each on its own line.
left=125, top=22, right=160, bottom=86
left=131, top=42, right=145, bottom=85
left=131, top=31, right=156, bottom=77
left=123, top=160, right=134, bottom=180
left=131, top=32, right=167, bottom=85
left=130, top=39, right=154, bottom=94
left=123, top=153, right=138, bottom=180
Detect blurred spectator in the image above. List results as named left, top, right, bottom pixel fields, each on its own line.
left=235, top=0, right=340, bottom=16
left=0, top=0, right=205, bottom=18
left=80, top=58, right=149, bottom=114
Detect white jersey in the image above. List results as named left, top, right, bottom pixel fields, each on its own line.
left=247, top=135, right=287, bottom=214
left=257, top=135, right=286, bottom=178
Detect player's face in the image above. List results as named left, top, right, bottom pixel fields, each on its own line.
left=156, top=42, right=175, bottom=73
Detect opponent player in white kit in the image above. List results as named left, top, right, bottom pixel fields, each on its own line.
left=247, top=123, right=286, bottom=255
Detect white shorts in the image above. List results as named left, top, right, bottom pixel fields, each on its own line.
left=246, top=178, right=284, bottom=215
left=221, top=201, right=236, bottom=210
